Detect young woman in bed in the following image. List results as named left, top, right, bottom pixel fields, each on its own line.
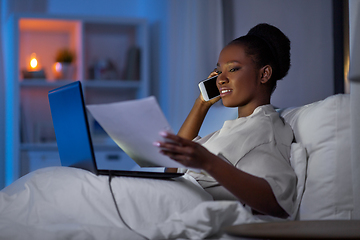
left=154, top=23, right=296, bottom=219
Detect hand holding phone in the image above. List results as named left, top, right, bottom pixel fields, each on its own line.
left=198, top=75, right=220, bottom=101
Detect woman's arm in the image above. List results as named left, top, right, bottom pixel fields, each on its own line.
left=165, top=72, right=219, bottom=173
left=177, top=97, right=213, bottom=140
left=177, top=71, right=220, bottom=140
left=165, top=95, right=215, bottom=173
left=204, top=153, right=288, bottom=218
left=156, top=132, right=288, bottom=218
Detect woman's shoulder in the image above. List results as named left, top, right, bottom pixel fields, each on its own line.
left=193, top=130, right=220, bottom=145
left=242, top=104, right=293, bottom=145
left=259, top=105, right=294, bottom=145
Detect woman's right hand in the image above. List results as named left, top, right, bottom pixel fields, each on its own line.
left=177, top=70, right=221, bottom=140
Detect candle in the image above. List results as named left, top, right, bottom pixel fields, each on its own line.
left=22, top=53, right=46, bottom=79
left=29, top=53, right=40, bottom=71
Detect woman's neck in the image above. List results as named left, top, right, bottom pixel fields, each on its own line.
left=237, top=98, right=270, bottom=118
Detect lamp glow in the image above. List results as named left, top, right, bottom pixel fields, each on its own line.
left=23, top=53, right=45, bottom=79
left=29, top=53, right=39, bottom=70
left=30, top=58, right=38, bottom=69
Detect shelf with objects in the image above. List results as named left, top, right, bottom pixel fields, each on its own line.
left=4, top=13, right=150, bottom=182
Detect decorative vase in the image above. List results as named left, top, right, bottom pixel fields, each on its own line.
left=53, top=62, right=76, bottom=80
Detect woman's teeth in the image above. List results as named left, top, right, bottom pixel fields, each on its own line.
left=221, top=89, right=231, bottom=94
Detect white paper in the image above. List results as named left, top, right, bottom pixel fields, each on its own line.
left=86, top=96, right=184, bottom=168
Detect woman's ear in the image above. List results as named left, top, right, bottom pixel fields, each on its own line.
left=260, top=65, right=272, bottom=84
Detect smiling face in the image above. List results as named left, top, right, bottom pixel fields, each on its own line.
left=216, top=43, right=272, bottom=117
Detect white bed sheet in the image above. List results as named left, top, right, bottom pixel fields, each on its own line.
left=0, top=167, right=269, bottom=239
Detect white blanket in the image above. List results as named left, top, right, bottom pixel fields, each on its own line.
left=0, top=167, right=267, bottom=240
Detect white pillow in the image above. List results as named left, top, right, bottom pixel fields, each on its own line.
left=288, top=142, right=307, bottom=220
left=281, top=94, right=352, bottom=220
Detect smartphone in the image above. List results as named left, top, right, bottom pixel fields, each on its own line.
left=198, top=75, right=220, bottom=101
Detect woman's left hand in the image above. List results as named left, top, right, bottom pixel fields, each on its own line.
left=154, top=131, right=217, bottom=170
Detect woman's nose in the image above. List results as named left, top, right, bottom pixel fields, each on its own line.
left=217, top=75, right=228, bottom=85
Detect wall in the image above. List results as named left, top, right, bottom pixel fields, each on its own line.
left=230, top=0, right=334, bottom=108
left=48, top=0, right=142, bottom=17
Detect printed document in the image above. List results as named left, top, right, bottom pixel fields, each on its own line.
left=87, top=96, right=184, bottom=168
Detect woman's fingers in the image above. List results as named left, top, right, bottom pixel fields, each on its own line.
left=153, top=131, right=199, bottom=166
left=159, top=131, right=193, bottom=146
left=154, top=139, right=190, bottom=156
left=154, top=131, right=219, bottom=170
left=209, top=68, right=218, bottom=78
left=160, top=149, right=191, bottom=162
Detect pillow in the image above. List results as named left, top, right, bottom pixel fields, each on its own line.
left=288, top=142, right=307, bottom=220
left=281, top=94, right=352, bottom=220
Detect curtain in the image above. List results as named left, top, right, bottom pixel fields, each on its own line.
left=163, top=0, right=224, bottom=132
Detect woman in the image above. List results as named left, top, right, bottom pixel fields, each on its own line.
left=154, top=23, right=296, bottom=219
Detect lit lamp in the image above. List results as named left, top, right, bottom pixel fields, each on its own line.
left=30, top=54, right=38, bottom=70
left=22, top=53, right=46, bottom=79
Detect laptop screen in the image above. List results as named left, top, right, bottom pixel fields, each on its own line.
left=48, top=81, right=98, bottom=174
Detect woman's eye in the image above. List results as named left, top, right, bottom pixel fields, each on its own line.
left=229, top=67, right=240, bottom=72
left=216, top=70, right=222, bottom=74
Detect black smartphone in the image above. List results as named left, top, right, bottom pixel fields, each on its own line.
left=198, top=75, right=220, bottom=101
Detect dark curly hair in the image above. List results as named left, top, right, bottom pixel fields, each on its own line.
left=229, top=23, right=291, bottom=93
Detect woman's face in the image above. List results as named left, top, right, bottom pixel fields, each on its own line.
left=216, top=44, right=268, bottom=116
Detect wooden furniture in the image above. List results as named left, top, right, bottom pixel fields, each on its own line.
left=225, top=220, right=360, bottom=239
left=3, top=13, right=149, bottom=183
left=224, top=220, right=360, bottom=239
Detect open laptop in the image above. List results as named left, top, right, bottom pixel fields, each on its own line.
left=48, top=81, right=183, bottom=179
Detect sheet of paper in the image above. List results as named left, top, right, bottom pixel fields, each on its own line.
left=86, top=96, right=184, bottom=168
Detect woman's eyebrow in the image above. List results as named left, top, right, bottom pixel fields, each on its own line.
left=227, top=61, right=240, bottom=65
left=217, top=61, right=240, bottom=67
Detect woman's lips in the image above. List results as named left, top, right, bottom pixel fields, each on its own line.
left=220, top=88, right=232, bottom=97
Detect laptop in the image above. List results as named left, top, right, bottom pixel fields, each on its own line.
left=48, top=81, right=183, bottom=179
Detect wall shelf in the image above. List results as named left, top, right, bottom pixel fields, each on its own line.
left=19, top=80, right=142, bottom=89
left=20, top=142, right=122, bottom=151
left=4, top=13, right=149, bottom=182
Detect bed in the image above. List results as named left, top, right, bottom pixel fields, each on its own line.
left=0, top=93, right=358, bottom=239
left=0, top=166, right=266, bottom=239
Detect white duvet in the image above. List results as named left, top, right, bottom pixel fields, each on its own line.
left=0, top=167, right=268, bottom=240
